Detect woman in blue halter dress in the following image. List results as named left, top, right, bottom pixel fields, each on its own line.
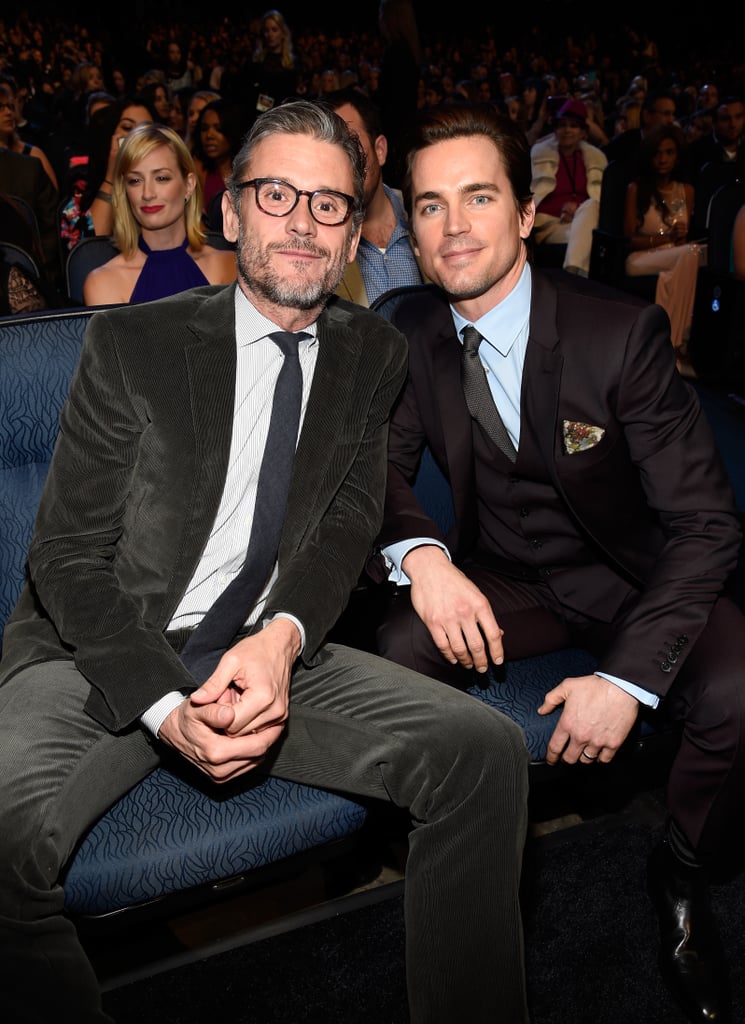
left=82, top=123, right=235, bottom=306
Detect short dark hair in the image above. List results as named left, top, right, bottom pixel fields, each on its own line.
left=643, top=88, right=677, bottom=114
left=403, top=102, right=533, bottom=217
left=317, top=87, right=384, bottom=143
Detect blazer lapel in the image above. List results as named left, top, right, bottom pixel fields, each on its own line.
left=429, top=310, right=479, bottom=544
left=168, top=286, right=237, bottom=604
left=282, top=302, right=364, bottom=553
left=521, top=272, right=564, bottom=483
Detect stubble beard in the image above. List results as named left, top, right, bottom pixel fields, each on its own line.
left=236, top=224, right=355, bottom=311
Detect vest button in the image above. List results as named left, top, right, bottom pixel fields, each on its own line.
left=519, top=507, right=529, bottom=518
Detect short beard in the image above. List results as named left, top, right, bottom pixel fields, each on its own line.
left=236, top=228, right=355, bottom=311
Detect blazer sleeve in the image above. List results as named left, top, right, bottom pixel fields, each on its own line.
left=369, top=299, right=461, bottom=577
left=25, top=309, right=205, bottom=730
left=585, top=303, right=742, bottom=694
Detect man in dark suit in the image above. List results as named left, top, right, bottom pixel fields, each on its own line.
left=603, top=87, right=678, bottom=169
left=687, top=96, right=745, bottom=234
left=0, top=101, right=530, bottom=1024
left=687, top=95, right=745, bottom=175
left=373, top=102, right=745, bottom=1024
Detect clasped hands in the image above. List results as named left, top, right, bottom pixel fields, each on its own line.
left=158, top=618, right=301, bottom=783
left=405, top=545, right=640, bottom=765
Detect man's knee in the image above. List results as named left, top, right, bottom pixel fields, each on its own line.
left=413, top=691, right=530, bottom=800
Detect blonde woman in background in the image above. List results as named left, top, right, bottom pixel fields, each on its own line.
left=83, top=122, right=235, bottom=305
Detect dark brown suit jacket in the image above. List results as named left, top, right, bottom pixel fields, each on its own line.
left=0, top=284, right=407, bottom=731
left=376, top=268, right=742, bottom=698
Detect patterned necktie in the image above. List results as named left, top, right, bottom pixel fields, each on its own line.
left=180, top=331, right=308, bottom=681
left=460, top=325, right=517, bottom=463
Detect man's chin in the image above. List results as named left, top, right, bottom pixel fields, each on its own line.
left=437, top=275, right=490, bottom=302
left=257, top=278, right=331, bottom=310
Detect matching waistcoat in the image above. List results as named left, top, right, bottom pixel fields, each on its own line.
left=470, top=422, right=636, bottom=623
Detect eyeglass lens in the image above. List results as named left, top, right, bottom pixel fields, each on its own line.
left=253, top=179, right=351, bottom=225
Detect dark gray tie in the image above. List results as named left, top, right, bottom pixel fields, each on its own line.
left=461, top=325, right=517, bottom=462
left=181, top=330, right=308, bottom=681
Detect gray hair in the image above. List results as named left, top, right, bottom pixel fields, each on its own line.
left=227, top=100, right=366, bottom=230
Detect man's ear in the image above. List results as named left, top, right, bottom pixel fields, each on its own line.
left=519, top=197, right=536, bottom=240
left=221, top=188, right=239, bottom=244
left=374, top=133, right=388, bottom=168
left=346, top=223, right=362, bottom=264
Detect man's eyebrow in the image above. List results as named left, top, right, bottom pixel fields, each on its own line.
left=414, top=182, right=500, bottom=203
left=413, top=189, right=443, bottom=203
left=462, top=181, right=500, bottom=194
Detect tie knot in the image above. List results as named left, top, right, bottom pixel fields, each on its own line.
left=462, top=325, right=482, bottom=355
left=268, top=330, right=310, bottom=357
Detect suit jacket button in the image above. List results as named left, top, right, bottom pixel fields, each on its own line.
left=660, top=660, right=671, bottom=673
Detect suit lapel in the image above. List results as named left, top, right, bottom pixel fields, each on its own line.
left=429, top=308, right=479, bottom=541
left=521, top=272, right=564, bottom=482
left=281, top=303, right=363, bottom=553
left=168, top=287, right=237, bottom=603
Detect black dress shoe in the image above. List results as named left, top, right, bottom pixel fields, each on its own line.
left=647, top=840, right=732, bottom=1023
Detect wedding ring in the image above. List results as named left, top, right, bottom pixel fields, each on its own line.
left=581, top=749, right=597, bottom=761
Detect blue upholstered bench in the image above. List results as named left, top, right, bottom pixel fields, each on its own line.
left=0, top=306, right=368, bottom=921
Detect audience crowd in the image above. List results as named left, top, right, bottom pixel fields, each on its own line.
left=0, top=7, right=743, bottom=318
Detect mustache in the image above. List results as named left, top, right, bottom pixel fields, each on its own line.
left=267, top=239, right=331, bottom=259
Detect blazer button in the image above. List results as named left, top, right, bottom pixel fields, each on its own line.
left=660, top=660, right=671, bottom=673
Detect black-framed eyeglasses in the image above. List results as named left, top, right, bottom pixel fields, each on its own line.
left=235, top=178, right=356, bottom=226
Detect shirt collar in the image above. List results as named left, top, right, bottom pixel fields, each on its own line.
left=234, top=283, right=319, bottom=348
left=452, top=262, right=532, bottom=357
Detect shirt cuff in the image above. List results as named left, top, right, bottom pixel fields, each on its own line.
left=263, top=612, right=306, bottom=653
left=595, top=671, right=659, bottom=709
left=382, top=538, right=451, bottom=585
left=140, top=691, right=189, bottom=736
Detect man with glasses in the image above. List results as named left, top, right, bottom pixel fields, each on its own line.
left=0, top=100, right=531, bottom=1024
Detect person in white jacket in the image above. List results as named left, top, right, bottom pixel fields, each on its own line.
left=530, top=98, right=607, bottom=275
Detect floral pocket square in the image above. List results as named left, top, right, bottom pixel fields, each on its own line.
left=562, top=420, right=606, bottom=454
